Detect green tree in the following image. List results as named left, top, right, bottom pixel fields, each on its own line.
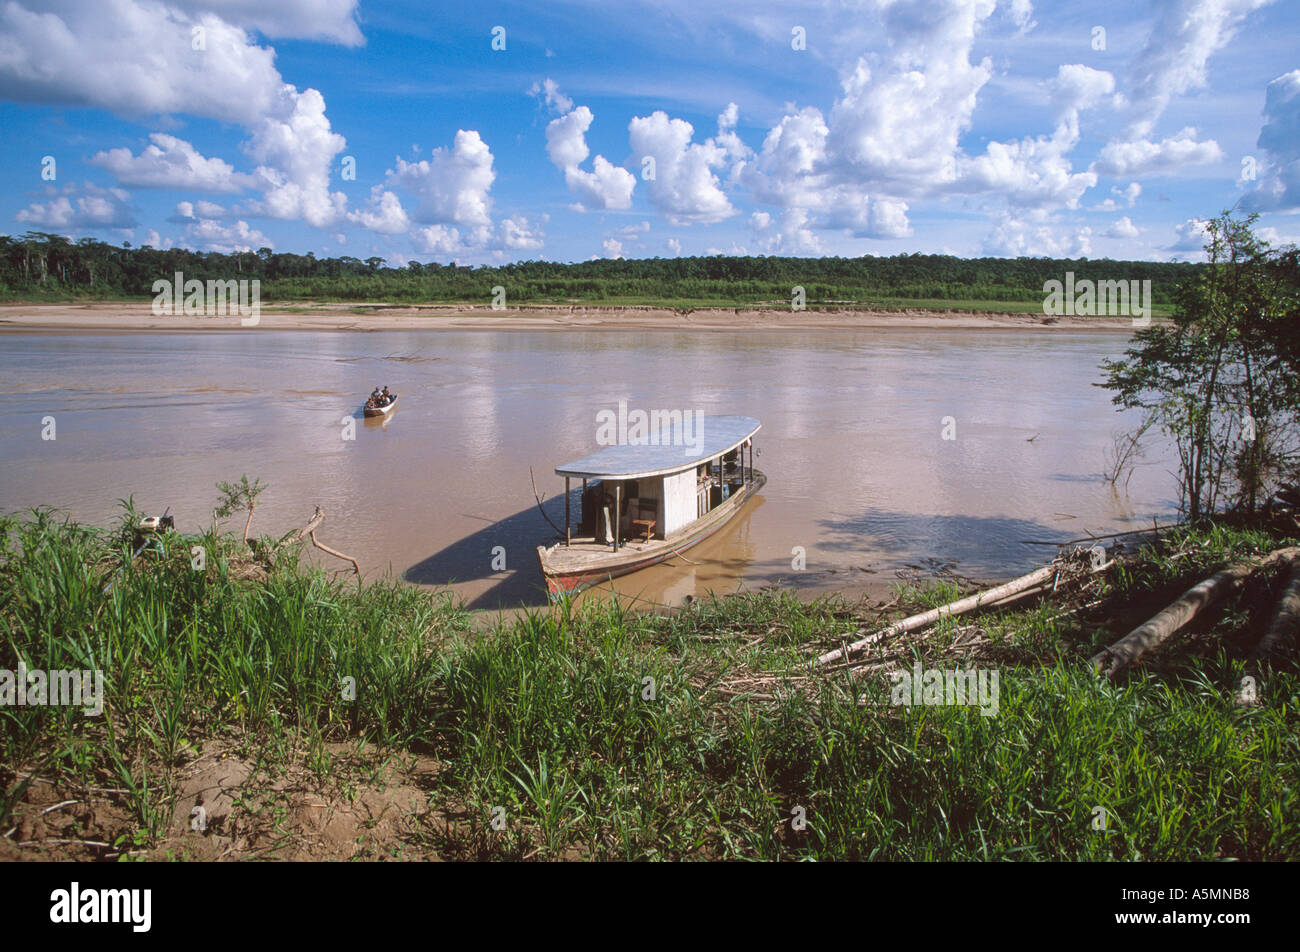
left=1100, top=212, right=1300, bottom=518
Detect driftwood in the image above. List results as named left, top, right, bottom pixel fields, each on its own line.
left=816, top=562, right=1065, bottom=667
left=1091, top=546, right=1300, bottom=678
left=263, top=507, right=359, bottom=575
left=308, top=530, right=360, bottom=576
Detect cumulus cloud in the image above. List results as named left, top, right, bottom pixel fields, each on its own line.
left=16, top=183, right=136, bottom=229
left=347, top=187, right=410, bottom=235
left=629, top=110, right=734, bottom=224
left=1105, top=216, right=1141, bottom=239
left=1169, top=217, right=1213, bottom=252
left=1093, top=127, right=1223, bottom=177
left=184, top=216, right=270, bottom=253
left=538, top=81, right=636, bottom=211
left=1244, top=69, right=1300, bottom=212
left=983, top=212, right=1092, bottom=257
left=499, top=215, right=546, bottom=252
left=89, top=133, right=252, bottom=192
left=144, top=229, right=173, bottom=249
left=387, top=130, right=496, bottom=228
left=601, top=238, right=624, bottom=259
left=411, top=224, right=466, bottom=256
left=0, top=0, right=351, bottom=231
left=0, top=1, right=283, bottom=122
left=825, top=0, right=995, bottom=193
left=750, top=207, right=825, bottom=255
left=240, top=86, right=347, bottom=227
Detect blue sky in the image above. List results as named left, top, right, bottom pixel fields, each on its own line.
left=2, top=0, right=1297, bottom=265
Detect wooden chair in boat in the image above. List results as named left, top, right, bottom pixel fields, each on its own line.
left=630, top=498, right=657, bottom=542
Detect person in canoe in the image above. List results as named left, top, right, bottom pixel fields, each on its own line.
left=369, top=386, right=382, bottom=407
left=381, top=386, right=392, bottom=404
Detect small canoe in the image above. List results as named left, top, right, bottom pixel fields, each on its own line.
left=363, top=394, right=398, bottom=417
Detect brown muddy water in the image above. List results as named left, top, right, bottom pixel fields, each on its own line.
left=0, top=328, right=1176, bottom=611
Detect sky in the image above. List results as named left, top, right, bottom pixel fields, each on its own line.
left=1, top=0, right=1297, bottom=266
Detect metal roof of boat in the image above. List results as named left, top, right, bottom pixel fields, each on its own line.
left=555, top=415, right=761, bottom=480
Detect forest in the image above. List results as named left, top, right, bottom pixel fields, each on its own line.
left=0, top=231, right=1204, bottom=309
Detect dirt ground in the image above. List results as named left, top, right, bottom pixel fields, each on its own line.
left=1, top=738, right=528, bottom=862
left=0, top=301, right=1144, bottom=333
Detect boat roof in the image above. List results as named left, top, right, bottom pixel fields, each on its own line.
left=555, top=415, right=761, bottom=480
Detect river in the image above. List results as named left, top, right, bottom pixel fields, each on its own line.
left=0, top=327, right=1176, bottom=610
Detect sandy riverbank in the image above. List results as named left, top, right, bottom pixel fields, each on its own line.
left=0, top=301, right=1147, bottom=332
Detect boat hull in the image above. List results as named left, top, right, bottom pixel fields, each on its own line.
left=538, top=470, right=766, bottom=598
left=363, top=394, right=398, bottom=417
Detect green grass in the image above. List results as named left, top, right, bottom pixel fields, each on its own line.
left=1, top=507, right=1296, bottom=859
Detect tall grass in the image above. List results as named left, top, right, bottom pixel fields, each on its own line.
left=1, top=509, right=1296, bottom=858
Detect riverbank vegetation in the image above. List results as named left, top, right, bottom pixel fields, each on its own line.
left=1, top=231, right=1196, bottom=313
left=1102, top=213, right=1300, bottom=519
left=2, top=500, right=1297, bottom=861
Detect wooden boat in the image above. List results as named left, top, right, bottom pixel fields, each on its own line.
left=537, top=415, right=764, bottom=597
left=363, top=393, right=398, bottom=417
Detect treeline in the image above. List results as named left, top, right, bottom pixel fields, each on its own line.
left=1, top=231, right=1202, bottom=306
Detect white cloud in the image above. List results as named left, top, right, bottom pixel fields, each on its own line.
left=0, top=1, right=287, bottom=123
left=1169, top=217, right=1213, bottom=252
left=751, top=207, right=825, bottom=255
left=0, top=0, right=351, bottom=233
left=1093, top=127, right=1223, bottom=177
left=1007, top=0, right=1036, bottom=32
left=499, top=215, right=546, bottom=252
left=167, top=0, right=363, bottom=46
left=983, top=212, right=1093, bottom=257
left=1123, top=0, right=1273, bottom=139
left=16, top=182, right=135, bottom=229
left=540, top=84, right=636, bottom=212
left=411, top=224, right=466, bottom=256
left=824, top=0, right=995, bottom=194
left=144, top=229, right=173, bottom=249
left=241, top=86, right=347, bottom=227
left=1257, top=226, right=1300, bottom=248
left=1244, top=69, right=1300, bottom=212
left=629, top=110, right=734, bottom=224
left=602, top=238, right=624, bottom=259
left=184, top=217, right=270, bottom=253
left=1105, top=216, right=1140, bottom=239
left=387, top=130, right=496, bottom=228
left=530, top=77, right=573, bottom=114
left=347, top=187, right=410, bottom=234
left=665, top=238, right=682, bottom=256
left=89, top=133, right=251, bottom=192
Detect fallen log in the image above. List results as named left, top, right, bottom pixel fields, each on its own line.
left=1091, top=546, right=1300, bottom=678
left=1247, top=556, right=1300, bottom=668
left=816, top=562, right=1062, bottom=667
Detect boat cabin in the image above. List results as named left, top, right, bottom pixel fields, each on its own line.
left=553, top=415, right=761, bottom=551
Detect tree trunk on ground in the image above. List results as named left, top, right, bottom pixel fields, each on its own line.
left=1091, top=546, right=1300, bottom=678
left=816, top=563, right=1062, bottom=667
left=1249, top=556, right=1300, bottom=663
